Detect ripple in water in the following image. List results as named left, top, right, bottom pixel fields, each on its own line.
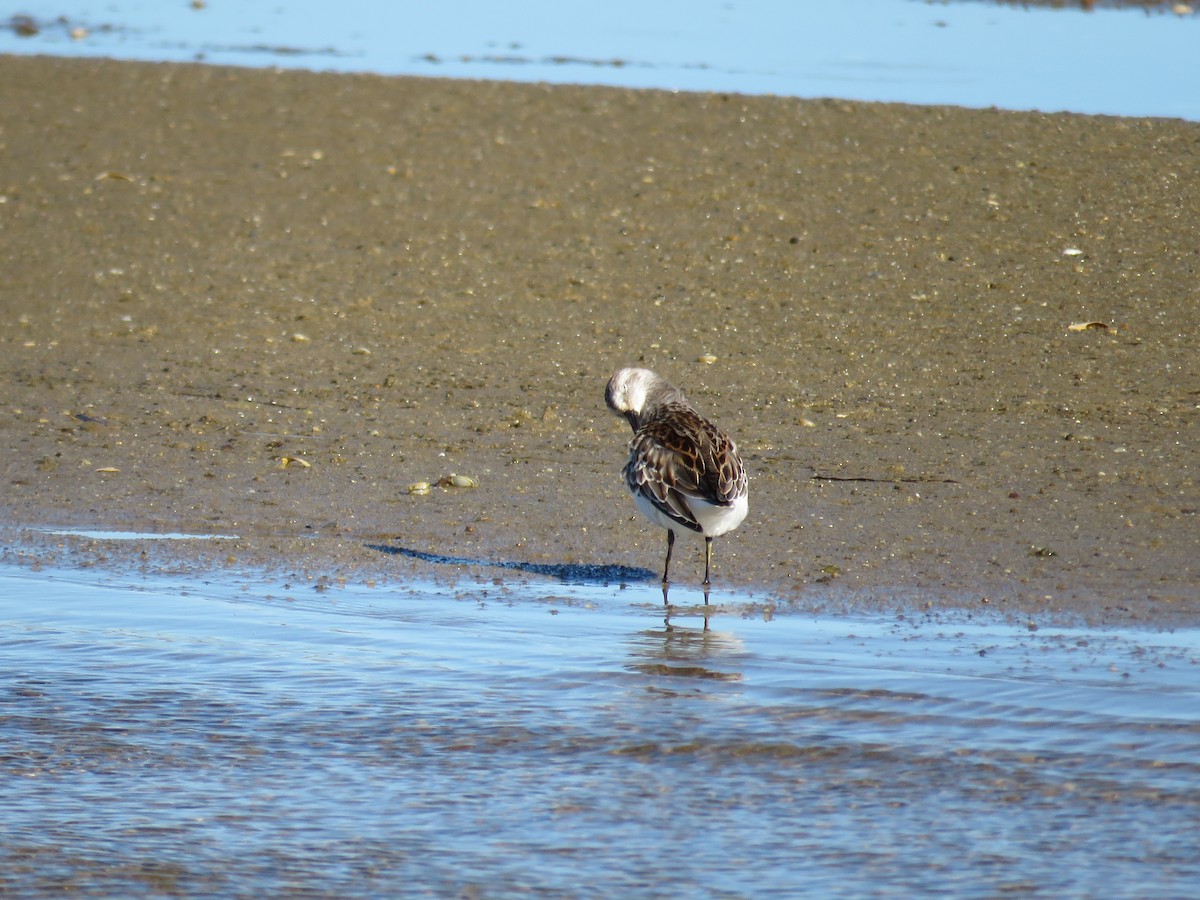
left=1, top=564, right=1197, bottom=896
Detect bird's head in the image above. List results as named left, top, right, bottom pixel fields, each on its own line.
left=605, top=367, right=666, bottom=430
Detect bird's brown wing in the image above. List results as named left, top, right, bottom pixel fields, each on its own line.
left=625, top=409, right=746, bottom=532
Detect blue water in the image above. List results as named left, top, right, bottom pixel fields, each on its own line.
left=2, top=550, right=1198, bottom=896
left=3, top=0, right=1199, bottom=120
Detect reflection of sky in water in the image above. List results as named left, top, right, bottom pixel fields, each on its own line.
left=3, top=0, right=1198, bottom=120
left=5, top=542, right=1200, bottom=895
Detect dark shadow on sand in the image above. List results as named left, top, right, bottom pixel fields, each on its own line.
left=366, top=544, right=657, bottom=586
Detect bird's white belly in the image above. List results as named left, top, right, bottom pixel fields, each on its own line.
left=695, top=493, right=748, bottom=537
left=632, top=490, right=748, bottom=538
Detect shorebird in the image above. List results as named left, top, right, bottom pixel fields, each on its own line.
left=605, top=367, right=748, bottom=588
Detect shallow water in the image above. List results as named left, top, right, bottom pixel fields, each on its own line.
left=2, top=553, right=1198, bottom=897
left=3, top=0, right=1199, bottom=120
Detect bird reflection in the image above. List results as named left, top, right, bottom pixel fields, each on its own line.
left=660, top=580, right=711, bottom=629
left=626, top=591, right=744, bottom=682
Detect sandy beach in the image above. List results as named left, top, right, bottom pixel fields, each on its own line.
left=1, top=53, right=1196, bottom=624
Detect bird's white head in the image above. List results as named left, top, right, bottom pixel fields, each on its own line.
left=605, top=367, right=679, bottom=430
left=605, top=367, right=654, bottom=415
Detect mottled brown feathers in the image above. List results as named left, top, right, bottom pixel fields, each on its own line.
left=605, top=368, right=749, bottom=585
left=625, top=408, right=747, bottom=532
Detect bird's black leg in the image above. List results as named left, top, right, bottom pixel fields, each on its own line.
left=662, top=529, right=675, bottom=585
left=703, top=536, right=714, bottom=590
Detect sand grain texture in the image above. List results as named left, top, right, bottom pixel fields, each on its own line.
left=1, top=55, right=1196, bottom=622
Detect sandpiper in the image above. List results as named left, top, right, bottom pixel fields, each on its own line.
left=605, top=367, right=748, bottom=588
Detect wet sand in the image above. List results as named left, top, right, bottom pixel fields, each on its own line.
left=1, top=54, right=1196, bottom=624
